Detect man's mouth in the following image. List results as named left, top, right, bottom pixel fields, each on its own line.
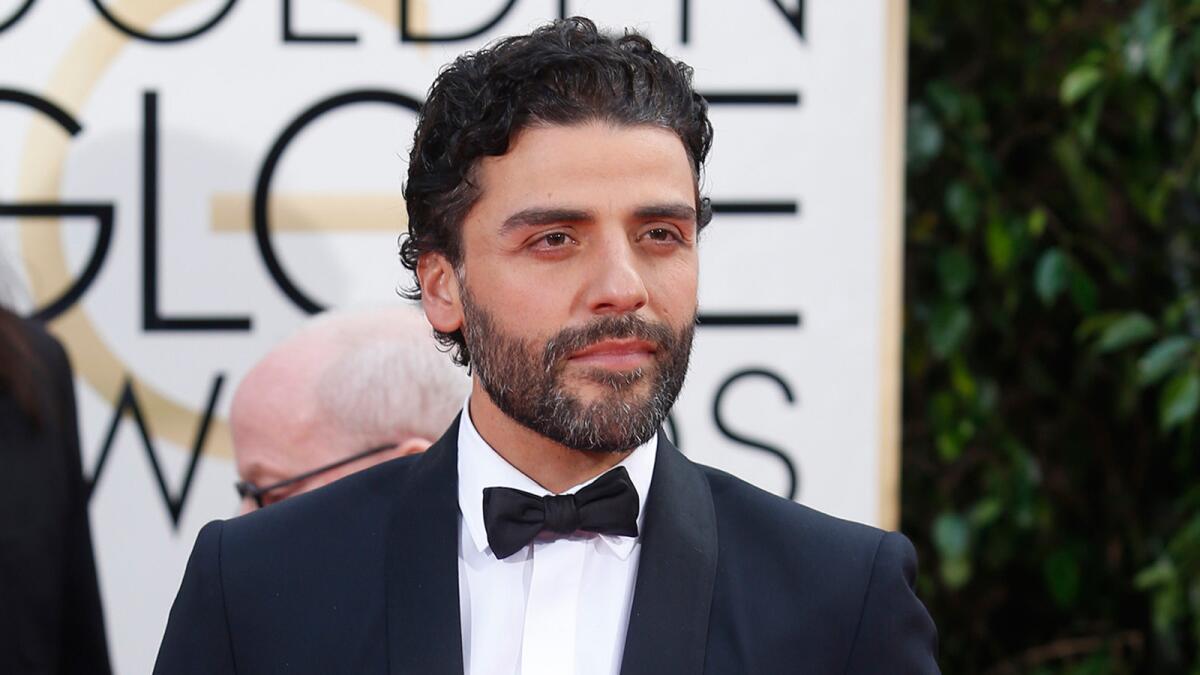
left=566, top=338, right=657, bottom=370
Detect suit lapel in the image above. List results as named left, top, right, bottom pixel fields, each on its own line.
left=386, top=419, right=464, bottom=675
left=620, top=434, right=719, bottom=675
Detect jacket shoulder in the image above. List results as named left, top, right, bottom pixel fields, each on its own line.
left=697, top=464, right=938, bottom=674
left=698, top=464, right=890, bottom=628
left=157, top=456, right=422, bottom=674
left=699, top=464, right=885, bottom=556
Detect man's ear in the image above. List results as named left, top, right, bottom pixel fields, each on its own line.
left=418, top=253, right=463, bottom=335
left=396, top=437, right=433, bottom=457
left=376, top=437, right=433, bottom=464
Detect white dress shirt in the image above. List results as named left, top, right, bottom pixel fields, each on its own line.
left=456, top=401, right=657, bottom=675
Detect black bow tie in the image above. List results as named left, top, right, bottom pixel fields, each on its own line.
left=482, top=466, right=640, bottom=559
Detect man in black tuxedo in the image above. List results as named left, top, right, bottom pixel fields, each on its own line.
left=155, top=18, right=938, bottom=674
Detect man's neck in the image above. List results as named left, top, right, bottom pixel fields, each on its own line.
left=467, top=381, right=632, bottom=494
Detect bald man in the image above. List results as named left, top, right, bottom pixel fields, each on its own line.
left=231, top=306, right=469, bottom=513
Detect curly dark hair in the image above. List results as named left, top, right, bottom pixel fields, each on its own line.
left=399, top=17, right=713, bottom=366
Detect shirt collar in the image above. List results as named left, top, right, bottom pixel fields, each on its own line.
left=457, top=395, right=656, bottom=561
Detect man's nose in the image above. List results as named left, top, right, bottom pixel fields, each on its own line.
left=585, top=235, right=648, bottom=315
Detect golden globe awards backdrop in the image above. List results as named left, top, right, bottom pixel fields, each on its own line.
left=0, top=1, right=906, bottom=671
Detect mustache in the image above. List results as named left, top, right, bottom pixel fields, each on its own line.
left=541, top=314, right=681, bottom=372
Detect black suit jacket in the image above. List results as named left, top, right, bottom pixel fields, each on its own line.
left=155, top=420, right=938, bottom=674
left=0, top=315, right=112, bottom=675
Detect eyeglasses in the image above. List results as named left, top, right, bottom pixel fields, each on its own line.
left=235, top=442, right=398, bottom=509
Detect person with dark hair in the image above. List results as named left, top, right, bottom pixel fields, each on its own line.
left=156, top=18, right=938, bottom=674
left=0, top=307, right=113, bottom=675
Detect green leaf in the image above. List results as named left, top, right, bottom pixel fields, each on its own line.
left=1075, top=90, right=1104, bottom=147
left=1149, top=581, right=1184, bottom=634
left=1052, top=137, right=1107, bottom=225
left=1193, top=88, right=1200, bottom=122
left=944, top=181, right=979, bottom=231
left=1146, top=26, right=1173, bottom=82
left=1068, top=264, right=1099, bottom=314
left=1029, top=7, right=1050, bottom=33
left=985, top=217, right=1014, bottom=272
left=1096, top=312, right=1156, bottom=353
left=937, top=249, right=976, bottom=297
left=1165, top=513, right=1200, bottom=560
left=926, top=81, right=965, bottom=124
left=1124, top=39, right=1147, bottom=75
left=933, top=513, right=970, bottom=558
left=1060, top=65, right=1103, bottom=105
left=906, top=103, right=943, bottom=167
left=930, top=391, right=955, bottom=428
left=1134, top=557, right=1176, bottom=590
left=1160, top=371, right=1200, bottom=431
left=1043, top=549, right=1082, bottom=608
left=940, top=556, right=972, bottom=589
left=1137, top=337, right=1195, bottom=386
left=1076, top=312, right=1121, bottom=342
left=968, top=497, right=1003, bottom=527
left=1027, top=207, right=1047, bottom=238
left=936, top=433, right=962, bottom=462
left=1035, top=249, right=1069, bottom=305
left=950, top=357, right=977, bottom=398
left=929, top=302, right=971, bottom=358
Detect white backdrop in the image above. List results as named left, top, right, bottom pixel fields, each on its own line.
left=0, top=1, right=907, bottom=672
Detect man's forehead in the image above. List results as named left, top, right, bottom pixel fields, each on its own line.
left=472, top=123, right=696, bottom=204
left=494, top=120, right=691, bottom=161
left=232, top=354, right=327, bottom=480
left=234, top=425, right=328, bottom=484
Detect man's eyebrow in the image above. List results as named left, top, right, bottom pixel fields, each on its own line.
left=498, top=203, right=698, bottom=233
left=499, top=207, right=592, bottom=233
left=633, top=203, right=698, bottom=222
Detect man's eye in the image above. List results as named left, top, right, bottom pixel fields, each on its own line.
left=534, top=232, right=573, bottom=248
left=643, top=227, right=679, bottom=242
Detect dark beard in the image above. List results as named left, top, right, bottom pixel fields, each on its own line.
left=460, top=288, right=694, bottom=453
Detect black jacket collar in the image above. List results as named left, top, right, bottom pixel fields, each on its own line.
left=619, top=432, right=719, bottom=675
left=385, top=419, right=464, bottom=675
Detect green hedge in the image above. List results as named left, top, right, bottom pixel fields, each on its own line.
left=903, top=1, right=1200, bottom=672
